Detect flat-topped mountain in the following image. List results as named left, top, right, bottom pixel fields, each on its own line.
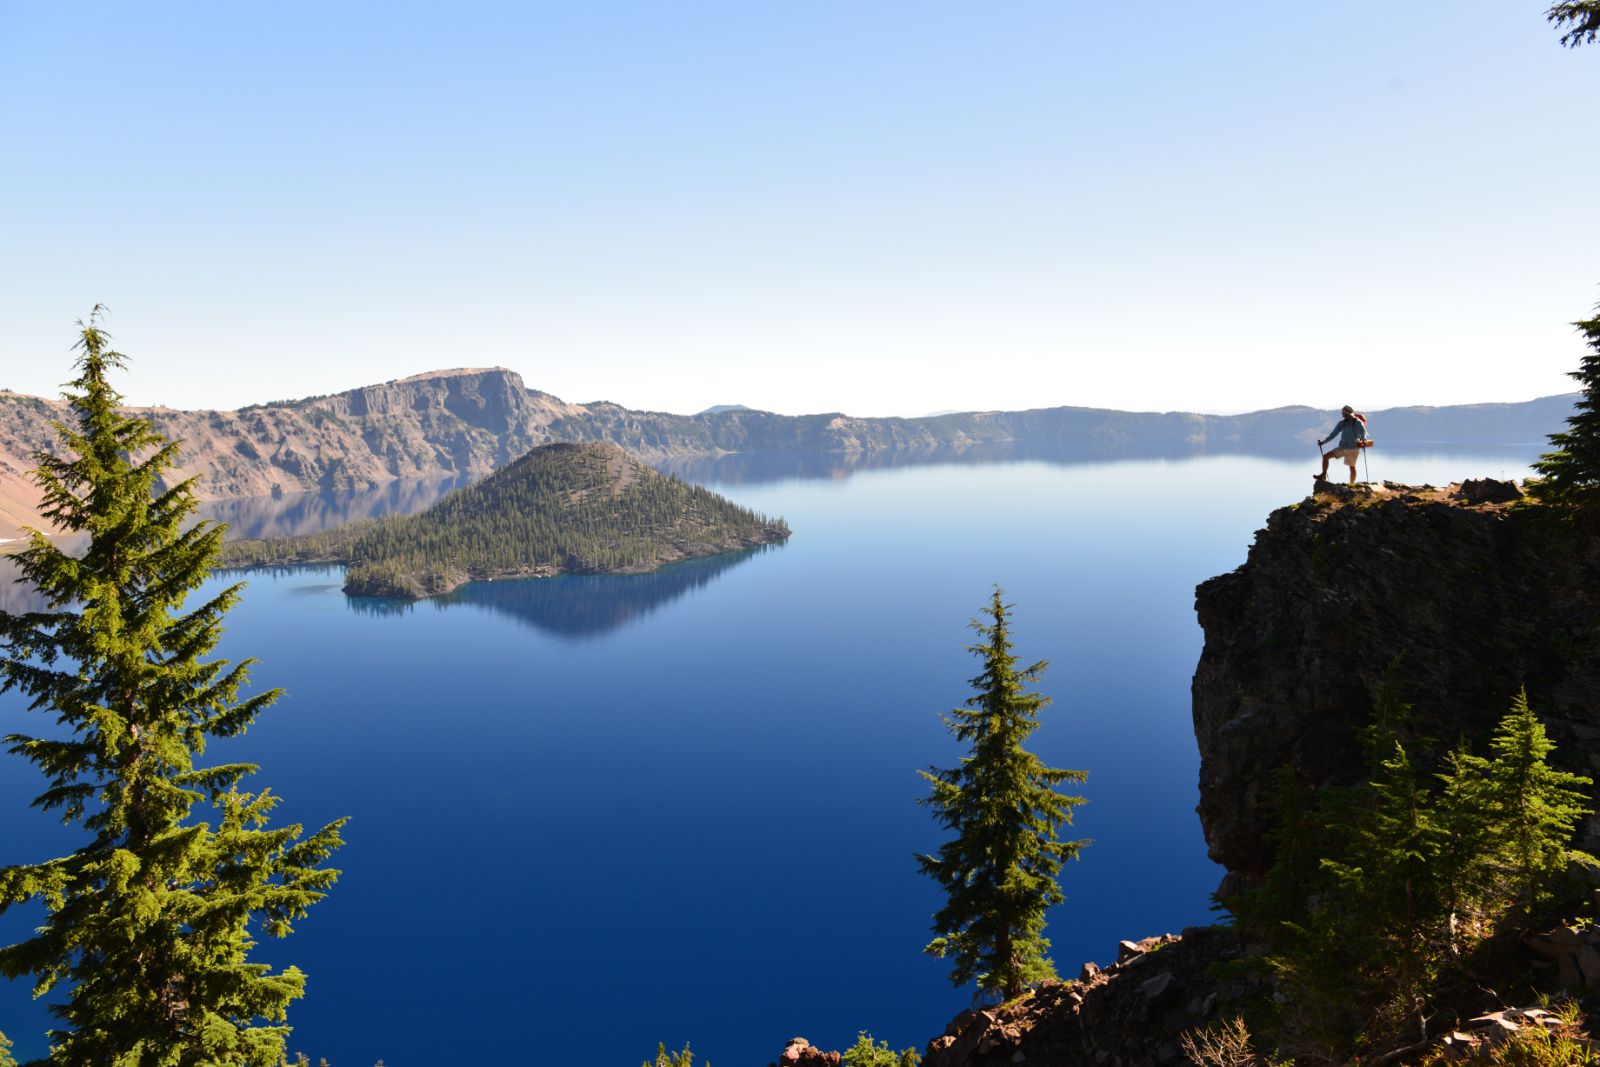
left=219, top=441, right=791, bottom=599
left=0, top=367, right=1578, bottom=536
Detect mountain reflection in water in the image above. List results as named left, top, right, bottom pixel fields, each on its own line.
left=649, top=440, right=1542, bottom=487
left=344, top=545, right=775, bottom=639
left=196, top=474, right=473, bottom=541
left=4, top=442, right=1534, bottom=622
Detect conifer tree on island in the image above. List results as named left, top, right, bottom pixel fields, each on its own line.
left=917, top=589, right=1088, bottom=1001
left=0, top=311, right=345, bottom=1066
left=1531, top=299, right=1600, bottom=512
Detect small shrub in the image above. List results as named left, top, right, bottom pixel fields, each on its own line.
left=1418, top=1020, right=1600, bottom=1066
left=1178, top=1016, right=1288, bottom=1067
left=842, top=1032, right=920, bottom=1067
left=644, top=1042, right=702, bottom=1067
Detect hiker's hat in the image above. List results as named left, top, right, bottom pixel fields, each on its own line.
left=1341, top=404, right=1354, bottom=414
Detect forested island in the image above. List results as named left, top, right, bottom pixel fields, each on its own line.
left=219, top=441, right=790, bottom=598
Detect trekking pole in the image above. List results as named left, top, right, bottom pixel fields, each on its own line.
left=1363, top=445, right=1371, bottom=485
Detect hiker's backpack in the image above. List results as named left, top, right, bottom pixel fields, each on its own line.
left=1353, top=412, right=1374, bottom=447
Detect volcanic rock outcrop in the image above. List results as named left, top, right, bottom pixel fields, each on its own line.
left=1192, top=480, right=1600, bottom=883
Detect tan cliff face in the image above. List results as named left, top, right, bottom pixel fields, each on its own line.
left=1191, top=482, right=1600, bottom=885
left=0, top=369, right=586, bottom=537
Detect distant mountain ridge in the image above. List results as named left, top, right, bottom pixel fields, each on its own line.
left=0, top=368, right=1578, bottom=536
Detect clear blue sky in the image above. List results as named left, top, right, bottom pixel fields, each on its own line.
left=2, top=2, right=1596, bottom=417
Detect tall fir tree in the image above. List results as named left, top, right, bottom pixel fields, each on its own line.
left=1479, top=688, right=1595, bottom=916
left=917, top=589, right=1088, bottom=1000
left=0, top=311, right=345, bottom=1067
left=1342, top=671, right=1446, bottom=948
left=1531, top=303, right=1600, bottom=511
left=1434, top=743, right=1498, bottom=943
left=1548, top=1, right=1600, bottom=46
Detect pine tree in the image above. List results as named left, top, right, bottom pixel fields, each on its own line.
left=1434, top=744, right=1498, bottom=944
left=1548, top=1, right=1600, bottom=47
left=1256, top=674, right=1447, bottom=1053
left=0, top=311, right=345, bottom=1066
left=916, top=589, right=1088, bottom=1000
left=643, top=1043, right=702, bottom=1067
left=1342, top=671, right=1446, bottom=947
left=1480, top=689, right=1595, bottom=916
left=1531, top=304, right=1600, bottom=511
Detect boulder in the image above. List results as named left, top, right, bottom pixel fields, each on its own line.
left=920, top=927, right=1255, bottom=1067
left=776, top=1037, right=842, bottom=1067
left=1457, top=477, right=1524, bottom=505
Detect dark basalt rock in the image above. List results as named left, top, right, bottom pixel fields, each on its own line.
left=1192, top=483, right=1600, bottom=882
left=1458, top=476, right=1526, bottom=505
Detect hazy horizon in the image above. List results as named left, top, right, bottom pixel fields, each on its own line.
left=3, top=4, right=1597, bottom=418
left=0, top=363, right=1580, bottom=421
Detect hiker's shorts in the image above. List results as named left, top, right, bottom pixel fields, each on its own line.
left=1330, top=447, right=1360, bottom=465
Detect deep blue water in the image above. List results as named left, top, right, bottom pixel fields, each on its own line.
left=0, top=445, right=1541, bottom=1066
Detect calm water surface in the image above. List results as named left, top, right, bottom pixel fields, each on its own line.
left=0, top=446, right=1540, bottom=1065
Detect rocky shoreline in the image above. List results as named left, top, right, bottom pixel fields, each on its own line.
left=337, top=531, right=787, bottom=600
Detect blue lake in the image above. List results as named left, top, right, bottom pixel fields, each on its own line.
left=0, top=444, right=1543, bottom=1065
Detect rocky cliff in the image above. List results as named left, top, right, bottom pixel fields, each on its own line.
left=0, top=370, right=1576, bottom=537
left=877, top=481, right=1600, bottom=1067
left=1192, top=481, right=1600, bottom=884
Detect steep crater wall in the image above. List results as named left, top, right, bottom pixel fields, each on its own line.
left=1192, top=484, right=1600, bottom=883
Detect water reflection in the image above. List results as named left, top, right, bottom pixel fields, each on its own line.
left=0, top=558, right=45, bottom=615
left=651, top=440, right=1547, bottom=487
left=1, top=442, right=1541, bottom=619
left=196, top=474, right=473, bottom=541
left=344, top=546, right=775, bottom=639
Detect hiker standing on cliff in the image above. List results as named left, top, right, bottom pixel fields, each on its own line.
left=1317, top=405, right=1370, bottom=484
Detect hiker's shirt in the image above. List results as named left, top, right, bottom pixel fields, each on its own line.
left=1328, top=417, right=1368, bottom=450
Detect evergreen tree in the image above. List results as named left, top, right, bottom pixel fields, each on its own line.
left=1321, top=735, right=1446, bottom=1035
left=1479, top=688, right=1595, bottom=916
left=1548, top=1, right=1600, bottom=46
left=643, top=1043, right=702, bottom=1067
left=1433, top=743, right=1498, bottom=944
left=1531, top=304, right=1600, bottom=511
left=0, top=311, right=345, bottom=1066
left=916, top=589, right=1088, bottom=1000
left=841, top=1032, right=921, bottom=1067
left=1254, top=673, right=1447, bottom=1055
left=1341, top=672, right=1446, bottom=949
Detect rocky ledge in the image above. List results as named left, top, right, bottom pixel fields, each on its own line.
left=1192, top=478, right=1600, bottom=884
left=771, top=930, right=1257, bottom=1067
left=768, top=479, right=1600, bottom=1067
left=775, top=920, right=1600, bottom=1067
left=920, top=927, right=1260, bottom=1067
